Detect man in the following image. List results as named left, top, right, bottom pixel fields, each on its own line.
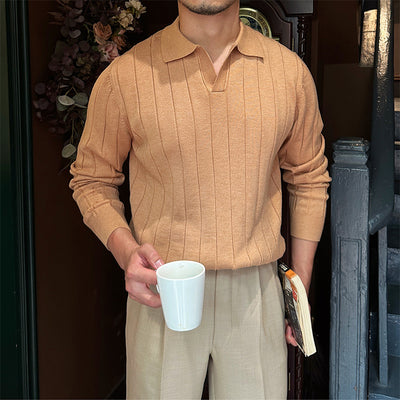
left=70, top=0, right=330, bottom=398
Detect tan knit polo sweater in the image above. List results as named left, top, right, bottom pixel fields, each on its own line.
left=70, top=18, right=330, bottom=270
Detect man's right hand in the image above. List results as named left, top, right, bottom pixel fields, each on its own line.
left=107, top=227, right=164, bottom=308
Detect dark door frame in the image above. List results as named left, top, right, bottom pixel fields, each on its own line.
left=1, top=0, right=39, bottom=397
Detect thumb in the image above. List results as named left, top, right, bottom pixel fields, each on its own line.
left=138, top=243, right=164, bottom=269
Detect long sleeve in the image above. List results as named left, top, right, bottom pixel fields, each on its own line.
left=70, top=21, right=330, bottom=269
left=279, top=58, right=331, bottom=242
left=70, top=64, right=132, bottom=248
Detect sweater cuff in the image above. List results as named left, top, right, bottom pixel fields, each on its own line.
left=290, top=202, right=327, bottom=242
left=83, top=200, right=131, bottom=249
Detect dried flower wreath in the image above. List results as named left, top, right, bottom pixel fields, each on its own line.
left=33, top=0, right=146, bottom=167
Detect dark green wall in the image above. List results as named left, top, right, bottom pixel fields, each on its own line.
left=1, top=1, right=38, bottom=397
left=0, top=1, right=23, bottom=397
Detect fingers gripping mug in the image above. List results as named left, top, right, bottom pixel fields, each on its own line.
left=156, top=260, right=205, bottom=331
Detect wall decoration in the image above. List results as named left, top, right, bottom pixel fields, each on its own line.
left=33, top=0, right=146, bottom=168
left=239, top=7, right=272, bottom=38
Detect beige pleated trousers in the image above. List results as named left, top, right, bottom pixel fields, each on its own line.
left=126, top=262, right=287, bottom=400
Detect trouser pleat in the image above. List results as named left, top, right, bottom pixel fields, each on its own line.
left=126, top=264, right=287, bottom=400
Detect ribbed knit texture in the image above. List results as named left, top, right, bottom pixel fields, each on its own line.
left=70, top=19, right=330, bottom=270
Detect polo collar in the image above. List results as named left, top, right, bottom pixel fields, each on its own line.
left=236, top=22, right=265, bottom=59
left=161, top=17, right=264, bottom=63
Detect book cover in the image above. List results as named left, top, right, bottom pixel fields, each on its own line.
left=278, top=261, right=316, bottom=357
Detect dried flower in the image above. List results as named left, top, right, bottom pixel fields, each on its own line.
left=93, top=21, right=112, bottom=45
left=99, top=41, right=119, bottom=62
left=117, top=9, right=134, bottom=29
left=125, top=0, right=146, bottom=13
left=113, top=32, right=127, bottom=50
left=33, top=0, right=144, bottom=167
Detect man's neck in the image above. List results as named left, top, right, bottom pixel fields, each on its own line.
left=178, top=2, right=240, bottom=69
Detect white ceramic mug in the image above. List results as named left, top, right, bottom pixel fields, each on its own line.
left=156, top=260, right=205, bottom=332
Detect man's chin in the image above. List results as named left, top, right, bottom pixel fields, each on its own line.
left=179, top=0, right=236, bottom=16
